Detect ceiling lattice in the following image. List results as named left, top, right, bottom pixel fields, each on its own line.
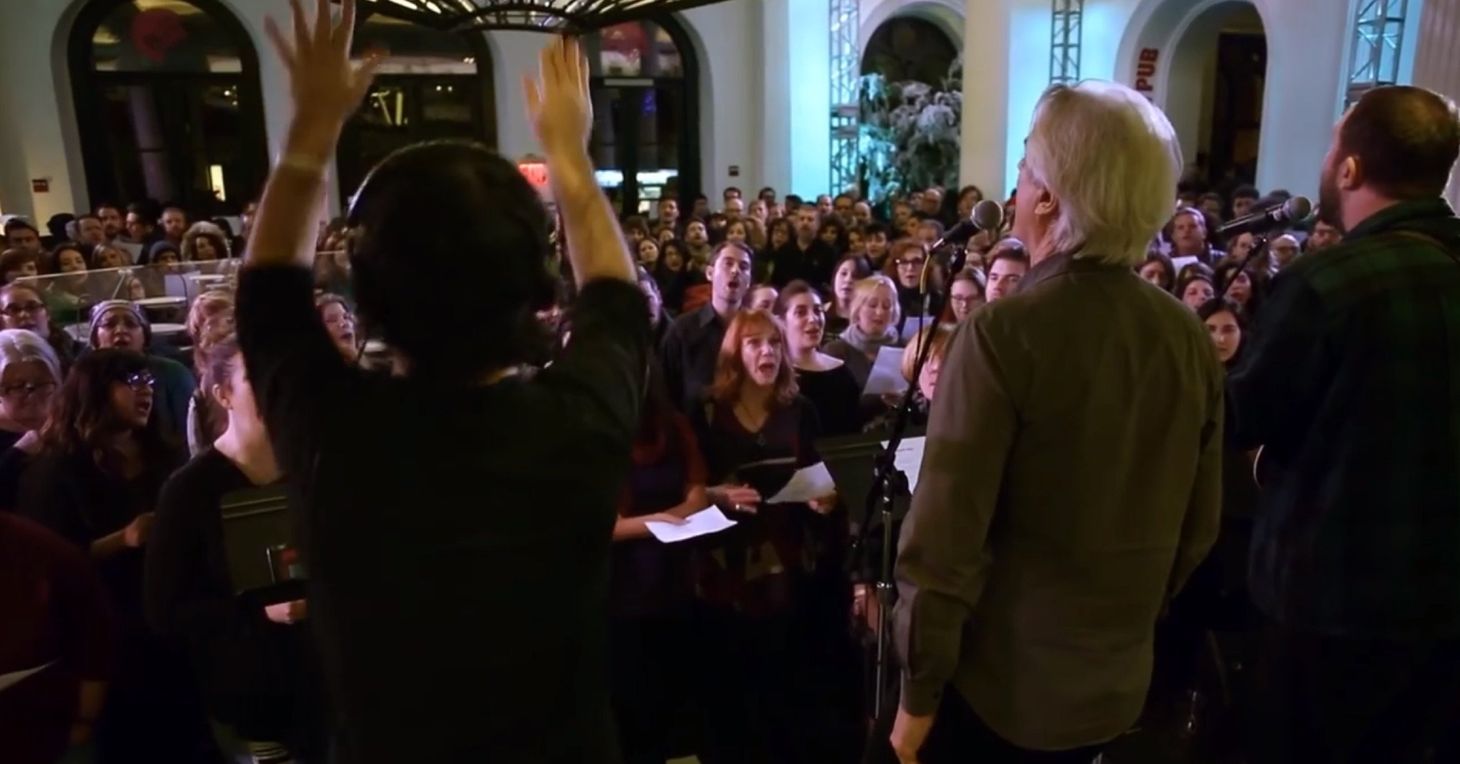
left=349, top=0, right=730, bottom=32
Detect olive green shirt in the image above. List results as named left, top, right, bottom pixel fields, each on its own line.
left=893, top=252, right=1223, bottom=749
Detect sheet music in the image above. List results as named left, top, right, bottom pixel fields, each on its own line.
left=767, top=462, right=837, bottom=504
left=900, top=316, right=935, bottom=343
left=645, top=506, right=736, bottom=543
left=863, top=345, right=909, bottom=397
left=881, top=436, right=926, bottom=494
left=0, top=661, right=54, bottom=694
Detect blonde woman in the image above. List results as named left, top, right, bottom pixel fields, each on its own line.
left=823, top=273, right=902, bottom=390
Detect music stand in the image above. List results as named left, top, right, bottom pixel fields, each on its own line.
left=219, top=484, right=306, bottom=604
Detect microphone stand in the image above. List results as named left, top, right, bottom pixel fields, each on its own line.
left=1217, top=232, right=1270, bottom=298
left=850, top=244, right=955, bottom=759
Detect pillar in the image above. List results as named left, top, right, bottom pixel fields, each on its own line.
left=1249, top=0, right=1348, bottom=196
left=1412, top=0, right=1460, bottom=208
left=958, top=0, right=1013, bottom=198
left=761, top=0, right=830, bottom=199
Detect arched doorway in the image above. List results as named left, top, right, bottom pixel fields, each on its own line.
left=1123, top=0, right=1268, bottom=191
left=69, top=0, right=268, bottom=214
left=336, top=12, right=495, bottom=201
left=1174, top=3, right=1266, bottom=189
left=585, top=17, right=699, bottom=217
left=860, top=16, right=957, bottom=83
left=858, top=16, right=960, bottom=204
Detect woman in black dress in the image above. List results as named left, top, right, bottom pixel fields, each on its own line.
left=19, top=348, right=209, bottom=762
left=775, top=280, right=862, bottom=436
left=145, top=333, right=327, bottom=762
left=690, top=309, right=851, bottom=763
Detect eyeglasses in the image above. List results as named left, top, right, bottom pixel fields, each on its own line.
left=0, top=302, right=44, bottom=317
left=896, top=258, right=927, bottom=268
left=121, top=371, right=156, bottom=390
left=0, top=381, right=55, bottom=398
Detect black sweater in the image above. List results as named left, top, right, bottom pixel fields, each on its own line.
left=143, top=448, right=325, bottom=753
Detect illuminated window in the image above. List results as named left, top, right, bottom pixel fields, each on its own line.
left=71, top=0, right=266, bottom=213
left=336, top=11, right=494, bottom=200
left=584, top=19, right=699, bottom=216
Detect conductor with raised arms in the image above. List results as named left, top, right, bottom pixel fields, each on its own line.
left=237, top=1, right=645, bottom=761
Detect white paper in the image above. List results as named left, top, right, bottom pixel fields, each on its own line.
left=0, top=661, right=54, bottom=694
left=863, top=345, right=909, bottom=397
left=881, top=436, right=927, bottom=494
left=645, top=506, right=736, bottom=543
left=1170, top=254, right=1201, bottom=276
left=900, top=317, right=934, bottom=343
left=767, top=462, right=837, bottom=504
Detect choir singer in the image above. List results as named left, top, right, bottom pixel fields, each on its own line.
left=890, top=82, right=1225, bottom=762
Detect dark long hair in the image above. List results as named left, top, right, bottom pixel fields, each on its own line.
left=346, top=140, right=557, bottom=380
left=41, top=349, right=175, bottom=475
left=1196, top=297, right=1248, bottom=369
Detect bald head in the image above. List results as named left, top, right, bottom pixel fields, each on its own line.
left=1339, top=85, right=1460, bottom=199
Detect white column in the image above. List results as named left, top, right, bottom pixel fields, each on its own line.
left=786, top=0, right=831, bottom=198
left=1412, top=0, right=1460, bottom=208
left=958, top=0, right=1012, bottom=197
left=0, top=0, right=84, bottom=220
left=1251, top=0, right=1348, bottom=197
left=757, top=0, right=794, bottom=196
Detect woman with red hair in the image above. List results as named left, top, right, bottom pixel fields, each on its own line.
left=690, top=309, right=849, bottom=763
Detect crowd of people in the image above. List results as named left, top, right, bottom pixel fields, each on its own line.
left=3, top=9, right=1455, bottom=763
left=0, top=164, right=1348, bottom=764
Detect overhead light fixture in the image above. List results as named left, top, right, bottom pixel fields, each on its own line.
left=343, top=0, right=733, bottom=33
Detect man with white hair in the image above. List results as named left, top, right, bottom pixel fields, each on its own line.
left=891, top=81, right=1223, bottom=761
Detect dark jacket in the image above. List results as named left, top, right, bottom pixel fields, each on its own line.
left=1231, top=198, right=1460, bottom=639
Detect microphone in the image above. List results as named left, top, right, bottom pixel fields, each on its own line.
left=1218, top=195, right=1311, bottom=238
left=933, top=199, right=1004, bottom=250
left=935, top=199, right=1005, bottom=275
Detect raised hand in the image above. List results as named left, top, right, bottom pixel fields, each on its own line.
left=264, top=0, right=380, bottom=137
left=522, top=36, right=593, bottom=156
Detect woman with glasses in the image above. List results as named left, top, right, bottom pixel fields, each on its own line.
left=947, top=268, right=986, bottom=323
left=145, top=332, right=327, bottom=763
left=0, top=328, right=61, bottom=509
left=19, top=349, right=205, bottom=762
left=886, top=238, right=942, bottom=330
left=0, top=283, right=82, bottom=372
left=88, top=300, right=197, bottom=443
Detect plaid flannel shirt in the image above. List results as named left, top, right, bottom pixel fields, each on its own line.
left=1231, top=198, right=1460, bottom=639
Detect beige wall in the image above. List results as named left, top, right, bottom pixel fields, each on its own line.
left=1412, top=0, right=1460, bottom=209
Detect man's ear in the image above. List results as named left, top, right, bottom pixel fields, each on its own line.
left=1034, top=185, right=1059, bottom=220
left=1339, top=155, right=1363, bottom=191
